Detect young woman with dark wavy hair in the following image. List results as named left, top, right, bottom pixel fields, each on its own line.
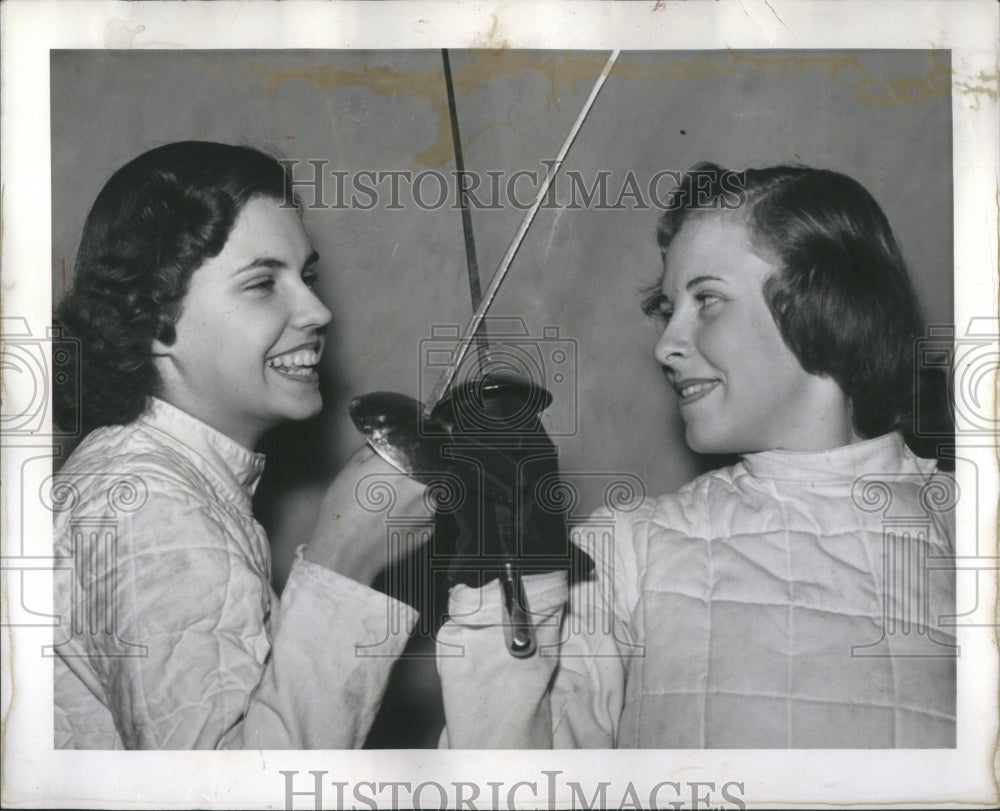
left=53, top=141, right=426, bottom=749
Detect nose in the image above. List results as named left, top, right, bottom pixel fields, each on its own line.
left=653, top=315, right=689, bottom=369
left=292, top=281, right=332, bottom=331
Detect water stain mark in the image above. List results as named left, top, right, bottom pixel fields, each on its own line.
left=201, top=51, right=957, bottom=169
left=476, top=14, right=509, bottom=51
left=103, top=19, right=146, bottom=49
left=953, top=70, right=999, bottom=109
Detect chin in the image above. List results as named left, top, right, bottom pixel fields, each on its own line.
left=282, top=395, right=324, bottom=422
left=687, top=439, right=723, bottom=455
left=684, top=426, right=740, bottom=456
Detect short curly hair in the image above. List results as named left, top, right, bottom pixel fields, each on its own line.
left=649, top=163, right=927, bottom=441
left=54, top=141, right=294, bottom=434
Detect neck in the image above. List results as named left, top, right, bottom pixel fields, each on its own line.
left=153, top=390, right=266, bottom=450
left=773, top=381, right=860, bottom=451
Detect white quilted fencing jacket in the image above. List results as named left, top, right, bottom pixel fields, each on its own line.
left=53, top=398, right=417, bottom=749
left=438, top=432, right=956, bottom=748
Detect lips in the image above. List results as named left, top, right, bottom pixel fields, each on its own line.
left=266, top=343, right=322, bottom=380
left=673, top=377, right=720, bottom=406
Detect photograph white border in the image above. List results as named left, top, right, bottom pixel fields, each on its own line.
left=2, top=1, right=997, bottom=808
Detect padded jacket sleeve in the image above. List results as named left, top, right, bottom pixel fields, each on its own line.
left=58, top=484, right=416, bottom=749
left=437, top=505, right=646, bottom=748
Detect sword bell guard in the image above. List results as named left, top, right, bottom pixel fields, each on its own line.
left=349, top=376, right=554, bottom=481
left=430, top=375, right=553, bottom=431
left=348, top=391, right=449, bottom=483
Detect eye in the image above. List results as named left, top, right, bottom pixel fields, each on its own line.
left=302, top=268, right=320, bottom=290
left=695, top=292, right=722, bottom=311
left=245, top=276, right=276, bottom=294
left=642, top=292, right=673, bottom=324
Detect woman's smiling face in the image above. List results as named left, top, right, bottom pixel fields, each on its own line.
left=651, top=213, right=855, bottom=454
left=153, top=196, right=332, bottom=448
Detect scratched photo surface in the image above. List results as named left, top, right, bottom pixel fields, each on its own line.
left=49, top=48, right=955, bottom=749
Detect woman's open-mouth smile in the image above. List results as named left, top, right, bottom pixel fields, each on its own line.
left=674, top=378, right=720, bottom=406
left=266, top=344, right=322, bottom=381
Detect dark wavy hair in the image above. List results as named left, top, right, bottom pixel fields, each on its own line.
left=649, top=163, right=933, bottom=441
left=54, top=141, right=295, bottom=434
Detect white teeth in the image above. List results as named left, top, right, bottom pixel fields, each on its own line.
left=679, top=381, right=715, bottom=398
left=267, top=348, right=319, bottom=370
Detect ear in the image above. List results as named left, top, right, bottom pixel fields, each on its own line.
left=150, top=316, right=177, bottom=356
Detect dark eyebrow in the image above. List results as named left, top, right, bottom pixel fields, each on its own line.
left=685, top=274, right=724, bottom=290
left=235, top=250, right=320, bottom=275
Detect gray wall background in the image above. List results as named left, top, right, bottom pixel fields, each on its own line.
left=51, top=48, right=953, bottom=595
